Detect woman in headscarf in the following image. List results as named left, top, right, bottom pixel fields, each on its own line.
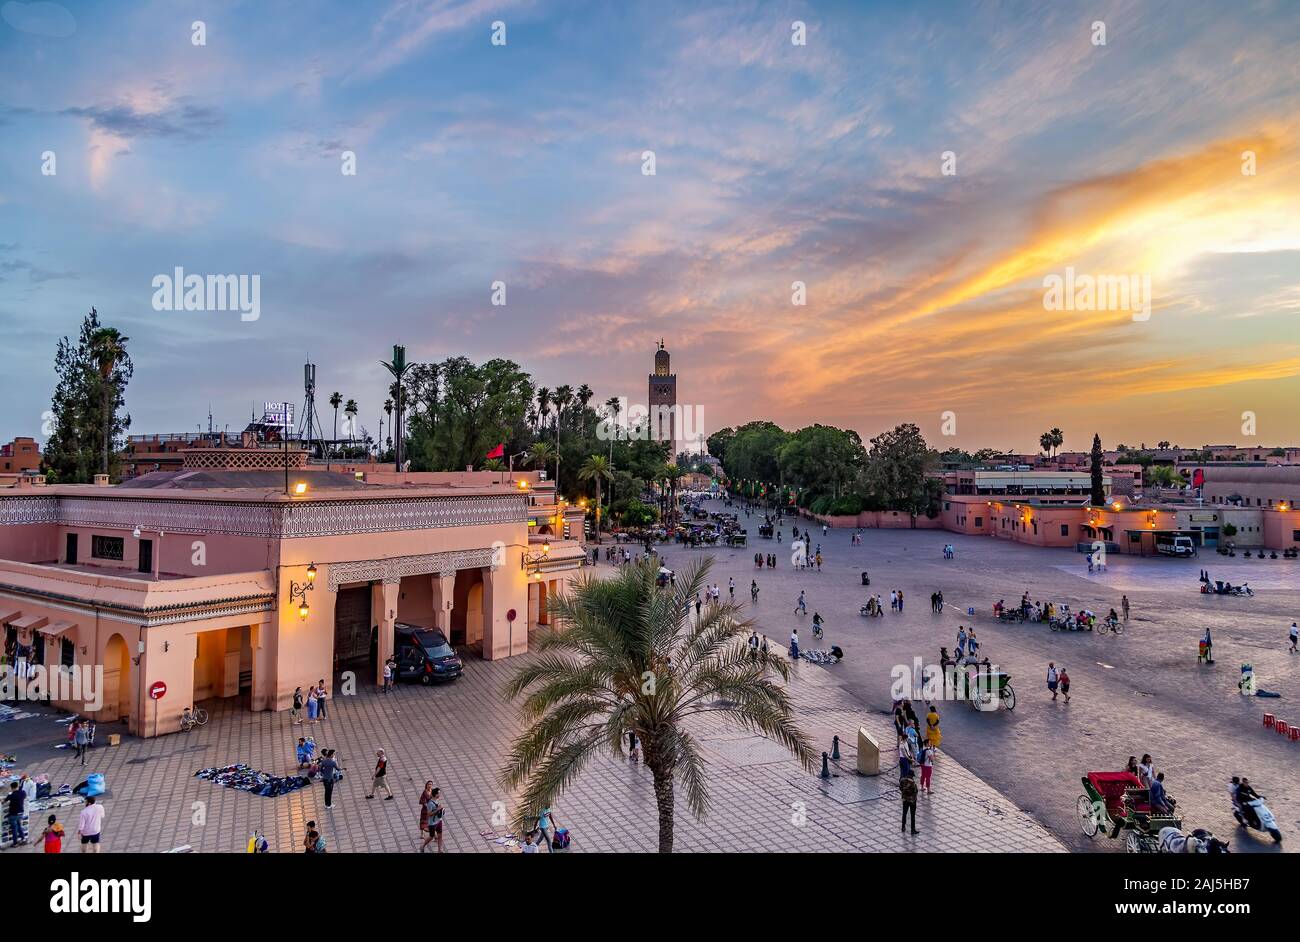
left=925, top=703, right=942, bottom=750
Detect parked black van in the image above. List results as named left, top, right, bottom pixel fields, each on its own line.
left=393, top=624, right=463, bottom=684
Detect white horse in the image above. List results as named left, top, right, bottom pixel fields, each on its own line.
left=1158, top=826, right=1229, bottom=853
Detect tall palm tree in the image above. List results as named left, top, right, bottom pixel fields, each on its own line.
left=578, top=455, right=613, bottom=543
left=380, top=346, right=412, bottom=469
left=1049, top=428, right=1064, bottom=459
left=501, top=557, right=813, bottom=853
left=344, top=399, right=358, bottom=454
left=663, top=463, right=686, bottom=528
left=88, top=327, right=129, bottom=474
left=576, top=383, right=594, bottom=436
left=536, top=388, right=552, bottom=433
left=528, top=443, right=557, bottom=525
left=329, top=391, right=343, bottom=460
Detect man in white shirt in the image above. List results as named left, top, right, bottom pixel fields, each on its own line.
left=77, top=795, right=104, bottom=853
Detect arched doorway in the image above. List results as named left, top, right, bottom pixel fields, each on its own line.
left=101, top=634, right=131, bottom=723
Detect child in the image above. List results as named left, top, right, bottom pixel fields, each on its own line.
left=42, top=814, right=64, bottom=853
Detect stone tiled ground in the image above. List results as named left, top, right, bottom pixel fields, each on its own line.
left=651, top=500, right=1299, bottom=853
left=1, top=627, right=1062, bottom=854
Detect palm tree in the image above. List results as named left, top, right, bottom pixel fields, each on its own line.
left=576, top=383, right=593, bottom=436
left=501, top=557, right=813, bottom=852
left=483, top=458, right=506, bottom=472
left=380, top=346, right=412, bottom=469
left=552, top=385, right=573, bottom=484
left=663, top=463, right=686, bottom=528
left=88, top=326, right=129, bottom=474
left=1049, top=428, right=1064, bottom=459
left=536, top=388, right=552, bottom=433
left=329, top=391, right=343, bottom=461
left=578, top=455, right=613, bottom=543
left=344, top=399, right=359, bottom=455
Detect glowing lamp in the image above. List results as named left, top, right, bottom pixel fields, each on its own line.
left=294, top=482, right=308, bottom=495
left=298, top=601, right=310, bottom=620
left=306, top=563, right=317, bottom=582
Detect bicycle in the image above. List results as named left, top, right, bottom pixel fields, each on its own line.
left=180, top=706, right=209, bottom=731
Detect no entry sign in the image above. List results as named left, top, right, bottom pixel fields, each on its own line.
left=148, top=681, right=167, bottom=701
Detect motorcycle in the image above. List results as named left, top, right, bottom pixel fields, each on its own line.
left=1234, top=794, right=1283, bottom=843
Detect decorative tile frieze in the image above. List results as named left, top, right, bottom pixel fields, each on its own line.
left=0, top=493, right=525, bottom=539
left=328, top=548, right=497, bottom=591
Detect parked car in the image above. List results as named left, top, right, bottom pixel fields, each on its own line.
left=394, top=624, right=462, bottom=684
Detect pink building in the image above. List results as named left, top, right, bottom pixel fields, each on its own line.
left=0, top=460, right=584, bottom=737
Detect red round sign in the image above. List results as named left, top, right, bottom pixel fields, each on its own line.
left=506, top=609, right=517, bottom=622
left=148, top=681, right=167, bottom=700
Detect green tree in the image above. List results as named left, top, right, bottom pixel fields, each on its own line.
left=1090, top=434, right=1106, bottom=505
left=859, top=423, right=937, bottom=515
left=405, top=357, right=533, bottom=471
left=88, top=325, right=131, bottom=474
left=500, top=558, right=813, bottom=853
left=44, top=309, right=133, bottom=483
left=578, top=455, right=613, bottom=542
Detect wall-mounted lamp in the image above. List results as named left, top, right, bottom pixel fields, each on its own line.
left=289, top=562, right=317, bottom=620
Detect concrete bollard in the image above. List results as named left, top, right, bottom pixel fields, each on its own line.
left=857, top=727, right=880, bottom=776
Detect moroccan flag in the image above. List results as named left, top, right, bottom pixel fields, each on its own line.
left=486, top=443, right=505, bottom=460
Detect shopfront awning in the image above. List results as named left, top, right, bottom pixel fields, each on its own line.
left=0, top=608, right=20, bottom=626
left=9, top=613, right=48, bottom=632
left=38, top=620, right=76, bottom=639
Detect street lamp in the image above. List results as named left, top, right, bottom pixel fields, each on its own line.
left=290, top=562, right=317, bottom=620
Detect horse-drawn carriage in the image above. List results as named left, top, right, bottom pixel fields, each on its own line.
left=1077, top=771, right=1182, bottom=853
left=956, top=664, right=1015, bottom=711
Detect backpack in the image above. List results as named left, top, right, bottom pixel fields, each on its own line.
left=900, top=777, right=918, bottom=802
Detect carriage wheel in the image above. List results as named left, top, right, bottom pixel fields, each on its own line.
left=1125, top=830, right=1143, bottom=854
left=1077, top=796, right=1099, bottom=837
left=1002, top=685, right=1016, bottom=711
left=1050, top=622, right=1059, bottom=632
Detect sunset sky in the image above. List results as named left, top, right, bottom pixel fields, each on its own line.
left=2, top=0, right=1298, bottom=453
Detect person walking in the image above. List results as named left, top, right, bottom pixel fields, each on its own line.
left=291, top=686, right=304, bottom=724
left=303, top=821, right=325, bottom=853
left=421, top=788, right=445, bottom=853
left=925, top=703, right=942, bottom=750
left=897, top=590, right=904, bottom=613
left=534, top=805, right=559, bottom=853
left=918, top=743, right=934, bottom=795
left=73, top=721, right=90, bottom=766
left=728, top=577, right=735, bottom=600
left=41, top=813, right=64, bottom=854
left=900, top=772, right=919, bottom=835
left=382, top=657, right=396, bottom=694
left=1289, top=621, right=1298, bottom=653
left=314, top=680, right=329, bottom=720
left=319, top=749, right=340, bottom=809
left=794, top=590, right=807, bottom=615
left=366, top=749, right=393, bottom=800
left=417, top=781, right=434, bottom=839
left=1121, top=595, right=1130, bottom=621
left=748, top=631, right=759, bottom=658
left=306, top=684, right=320, bottom=723
left=76, top=795, right=103, bottom=853
left=890, top=590, right=898, bottom=612
left=1046, top=662, right=1059, bottom=701
left=1058, top=666, right=1071, bottom=703
left=789, top=628, right=800, bottom=660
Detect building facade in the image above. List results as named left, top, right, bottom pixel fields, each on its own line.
left=0, top=461, right=584, bottom=737
left=648, top=340, right=678, bottom=448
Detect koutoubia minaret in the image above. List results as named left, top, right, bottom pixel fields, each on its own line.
left=648, top=339, right=677, bottom=447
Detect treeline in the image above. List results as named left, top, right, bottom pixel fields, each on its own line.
left=707, top=421, right=943, bottom=517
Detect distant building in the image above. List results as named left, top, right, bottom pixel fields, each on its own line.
left=648, top=340, right=678, bottom=448
left=0, top=437, right=41, bottom=485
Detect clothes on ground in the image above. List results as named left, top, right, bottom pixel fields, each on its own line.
left=195, top=763, right=312, bottom=797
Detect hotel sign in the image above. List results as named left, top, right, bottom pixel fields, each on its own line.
left=1189, top=513, right=1216, bottom=522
